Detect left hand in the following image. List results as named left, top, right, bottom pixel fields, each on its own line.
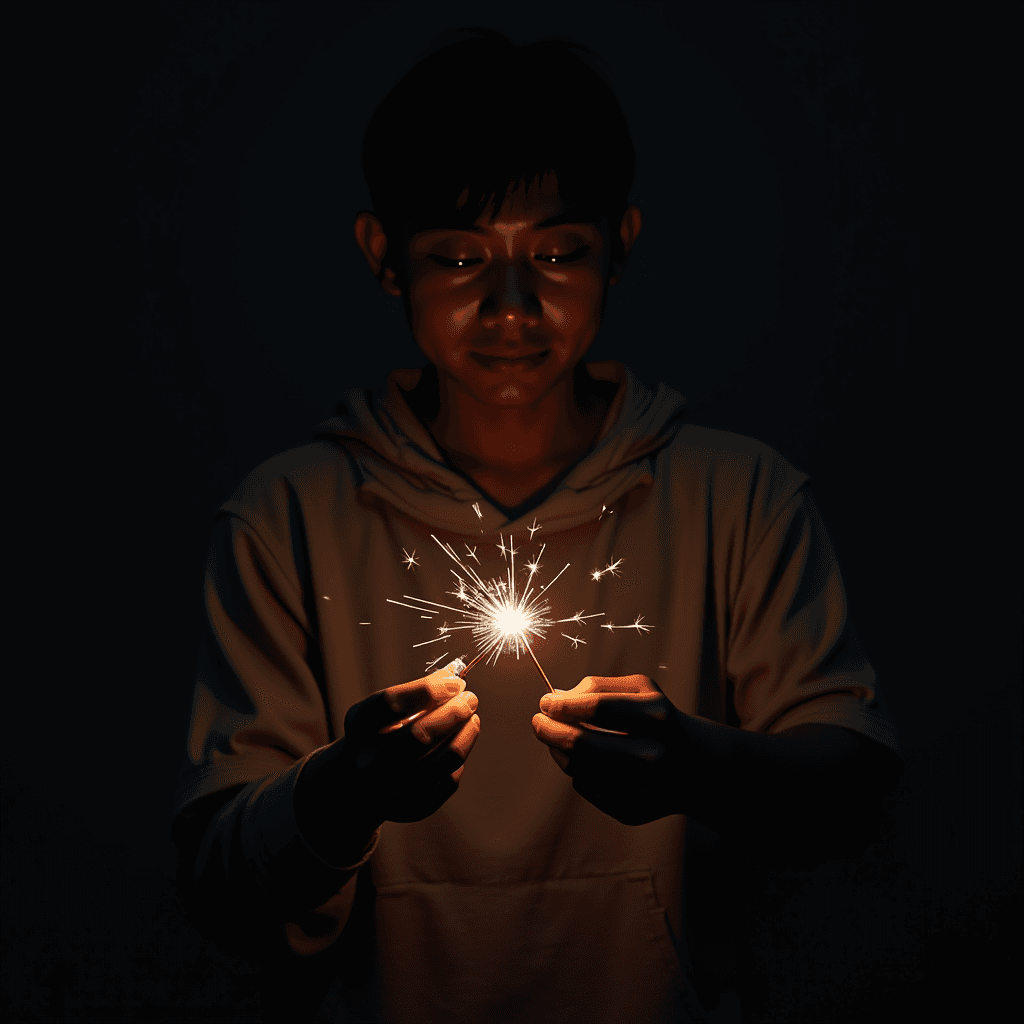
left=531, top=674, right=688, bottom=826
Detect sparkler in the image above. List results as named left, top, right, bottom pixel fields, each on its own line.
left=387, top=532, right=605, bottom=692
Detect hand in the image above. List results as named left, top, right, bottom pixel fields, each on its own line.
left=531, top=674, right=686, bottom=826
left=295, top=662, right=481, bottom=861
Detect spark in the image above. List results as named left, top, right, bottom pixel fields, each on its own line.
left=424, top=652, right=449, bottom=673
left=591, top=557, right=624, bottom=581
left=401, top=548, right=420, bottom=570
left=472, top=502, right=483, bottom=521
left=389, top=533, right=594, bottom=692
left=598, top=504, right=614, bottom=521
left=389, top=537, right=654, bottom=690
left=495, top=534, right=519, bottom=561
left=524, top=543, right=545, bottom=577
left=600, top=615, right=654, bottom=634
left=527, top=517, right=543, bottom=539
left=557, top=610, right=605, bottom=625
left=358, top=621, right=371, bottom=625
left=539, top=562, right=570, bottom=593
left=388, top=598, right=434, bottom=613
left=624, top=614, right=654, bottom=633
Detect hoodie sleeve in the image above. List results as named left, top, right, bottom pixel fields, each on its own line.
left=725, top=470, right=901, bottom=758
left=171, top=504, right=379, bottom=960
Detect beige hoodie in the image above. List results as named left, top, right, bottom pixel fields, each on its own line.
left=172, top=361, right=900, bottom=1023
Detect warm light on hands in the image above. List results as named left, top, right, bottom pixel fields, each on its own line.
left=531, top=674, right=688, bottom=825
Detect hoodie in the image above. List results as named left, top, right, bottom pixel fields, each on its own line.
left=171, top=361, right=900, bottom=1023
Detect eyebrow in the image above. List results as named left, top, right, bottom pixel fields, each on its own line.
left=427, top=209, right=604, bottom=234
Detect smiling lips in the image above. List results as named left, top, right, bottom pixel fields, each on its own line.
left=471, top=349, right=550, bottom=371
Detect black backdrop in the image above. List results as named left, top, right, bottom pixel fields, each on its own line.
left=4, top=3, right=1019, bottom=1022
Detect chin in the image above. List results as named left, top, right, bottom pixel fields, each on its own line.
left=497, top=382, right=527, bottom=402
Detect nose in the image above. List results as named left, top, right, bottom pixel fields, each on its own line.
left=478, top=263, right=542, bottom=342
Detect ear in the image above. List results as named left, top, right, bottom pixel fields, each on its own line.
left=353, top=211, right=403, bottom=297
left=607, top=205, right=643, bottom=286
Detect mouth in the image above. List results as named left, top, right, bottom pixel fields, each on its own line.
left=471, top=349, right=550, bottom=371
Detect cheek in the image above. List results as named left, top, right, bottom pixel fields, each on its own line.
left=540, top=298, right=571, bottom=328
left=542, top=294, right=599, bottom=362
left=444, top=301, right=480, bottom=357
left=413, top=289, right=479, bottom=364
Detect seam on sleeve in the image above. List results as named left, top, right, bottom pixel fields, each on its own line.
left=223, top=509, right=311, bottom=624
left=739, top=479, right=812, bottom=580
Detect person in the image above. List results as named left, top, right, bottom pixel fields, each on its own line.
left=171, top=26, right=904, bottom=1024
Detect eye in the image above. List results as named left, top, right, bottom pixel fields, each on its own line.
left=429, top=255, right=483, bottom=268
left=536, top=246, right=590, bottom=264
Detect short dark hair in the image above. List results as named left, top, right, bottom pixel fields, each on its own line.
left=361, top=26, right=636, bottom=282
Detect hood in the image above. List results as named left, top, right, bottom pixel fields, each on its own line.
left=313, top=361, right=688, bottom=537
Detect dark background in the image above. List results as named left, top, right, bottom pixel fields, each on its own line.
left=4, top=2, right=1019, bottom=1021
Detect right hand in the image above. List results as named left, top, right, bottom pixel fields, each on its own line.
left=295, top=662, right=481, bottom=858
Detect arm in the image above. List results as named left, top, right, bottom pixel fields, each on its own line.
left=534, top=480, right=903, bottom=868
left=173, top=509, right=479, bottom=959
left=171, top=511, right=377, bottom=961
left=535, top=680, right=903, bottom=869
left=676, top=716, right=904, bottom=866
left=172, top=777, right=375, bottom=962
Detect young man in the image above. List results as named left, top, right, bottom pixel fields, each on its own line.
left=172, top=27, right=904, bottom=1024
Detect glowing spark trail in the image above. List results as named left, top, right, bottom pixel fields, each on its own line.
left=388, top=533, right=604, bottom=692
left=389, top=531, right=653, bottom=692
left=401, top=548, right=420, bottom=570
left=524, top=543, right=545, bottom=578
left=424, top=652, right=449, bottom=673
left=528, top=517, right=543, bottom=539
left=600, top=615, right=654, bottom=634
left=591, top=557, right=624, bottom=581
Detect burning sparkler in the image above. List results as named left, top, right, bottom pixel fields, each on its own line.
left=387, top=532, right=606, bottom=692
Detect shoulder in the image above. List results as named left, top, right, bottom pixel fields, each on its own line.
left=219, top=439, right=359, bottom=533
left=659, top=424, right=811, bottom=524
left=663, top=423, right=803, bottom=479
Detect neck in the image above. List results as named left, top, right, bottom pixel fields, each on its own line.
left=409, top=363, right=612, bottom=511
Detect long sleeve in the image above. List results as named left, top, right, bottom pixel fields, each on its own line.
left=704, top=478, right=903, bottom=864
left=171, top=509, right=379, bottom=960
left=724, top=482, right=901, bottom=756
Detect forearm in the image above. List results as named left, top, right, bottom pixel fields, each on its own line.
left=293, top=741, right=383, bottom=866
left=174, top=760, right=376, bottom=958
left=678, top=716, right=900, bottom=863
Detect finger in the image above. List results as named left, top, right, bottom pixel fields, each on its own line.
left=539, top=692, right=671, bottom=732
left=449, top=713, right=483, bottom=782
left=574, top=674, right=658, bottom=694
left=409, top=713, right=481, bottom=783
left=405, top=691, right=479, bottom=746
left=532, top=712, right=583, bottom=751
left=571, top=729, right=667, bottom=766
left=548, top=747, right=570, bottom=772
left=346, top=667, right=466, bottom=736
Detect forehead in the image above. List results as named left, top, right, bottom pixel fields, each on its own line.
left=413, top=174, right=606, bottom=237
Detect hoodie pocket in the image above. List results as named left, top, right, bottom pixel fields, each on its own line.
left=373, top=871, right=710, bottom=1024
